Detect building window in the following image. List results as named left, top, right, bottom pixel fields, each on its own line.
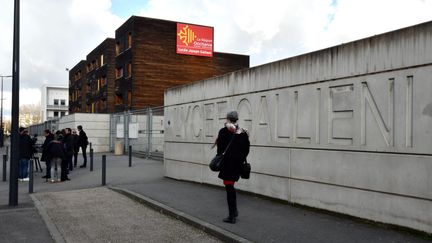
left=61, top=112, right=65, bottom=117
left=128, top=32, right=132, bottom=48
left=100, top=54, right=104, bottom=66
left=116, top=67, right=123, bottom=78
left=54, top=111, right=59, bottom=117
left=60, top=99, right=66, bottom=106
left=54, top=99, right=59, bottom=105
left=116, top=42, right=120, bottom=55
left=128, top=90, right=132, bottom=107
left=128, top=62, right=132, bottom=77
left=101, top=76, right=107, bottom=86
left=75, top=71, right=82, bottom=81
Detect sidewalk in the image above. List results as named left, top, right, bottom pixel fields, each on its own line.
left=0, top=153, right=430, bottom=242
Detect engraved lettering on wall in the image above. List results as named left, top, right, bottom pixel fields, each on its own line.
left=275, top=91, right=291, bottom=143
left=361, top=80, right=394, bottom=146
left=204, top=103, right=215, bottom=138
left=217, top=101, right=228, bottom=128
left=237, top=98, right=253, bottom=135
left=176, top=105, right=191, bottom=139
left=316, top=88, right=321, bottom=144
left=406, top=76, right=413, bottom=147
left=191, top=105, right=202, bottom=138
left=257, top=96, right=272, bottom=143
left=294, top=88, right=314, bottom=144
left=328, top=85, right=354, bottom=145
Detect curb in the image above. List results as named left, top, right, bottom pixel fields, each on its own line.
left=109, top=186, right=252, bottom=243
left=30, top=194, right=66, bottom=243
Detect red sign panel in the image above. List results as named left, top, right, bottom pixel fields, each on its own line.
left=176, top=23, right=213, bottom=57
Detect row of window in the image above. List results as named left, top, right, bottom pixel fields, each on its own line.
left=53, top=111, right=66, bottom=117
left=115, top=91, right=132, bottom=107
left=115, top=33, right=132, bottom=56
left=53, top=99, right=66, bottom=106
left=74, top=71, right=82, bottom=81
left=72, top=53, right=106, bottom=83
left=116, top=63, right=132, bottom=79
left=70, top=75, right=108, bottom=102
left=70, top=91, right=80, bottom=102
left=87, top=100, right=108, bottom=113
left=87, top=54, right=105, bottom=72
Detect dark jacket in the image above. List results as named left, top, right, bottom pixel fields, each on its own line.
left=71, top=134, right=79, bottom=151
left=78, top=130, right=88, bottom=147
left=217, top=127, right=250, bottom=181
left=45, top=140, right=65, bottom=162
left=41, top=133, right=54, bottom=162
left=62, top=133, right=74, bottom=157
left=19, top=133, right=35, bottom=160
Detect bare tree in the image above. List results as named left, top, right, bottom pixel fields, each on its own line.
left=3, top=119, right=11, bottom=135
left=19, top=103, right=42, bottom=127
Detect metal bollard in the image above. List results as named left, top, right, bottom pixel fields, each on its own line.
left=90, top=148, right=94, bottom=172
left=128, top=145, right=132, bottom=167
left=29, top=159, right=34, bottom=194
left=102, top=155, right=106, bottom=186
left=89, top=142, right=92, bottom=150
left=2, top=155, right=6, bottom=181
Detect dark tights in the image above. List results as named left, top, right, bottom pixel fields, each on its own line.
left=225, top=184, right=238, bottom=217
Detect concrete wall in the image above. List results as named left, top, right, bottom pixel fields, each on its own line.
left=164, top=22, right=432, bottom=233
left=58, top=113, right=110, bottom=153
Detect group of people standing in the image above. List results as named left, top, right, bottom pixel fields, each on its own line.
left=17, top=125, right=88, bottom=183
left=40, top=125, right=89, bottom=182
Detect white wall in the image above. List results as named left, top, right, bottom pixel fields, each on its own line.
left=164, top=22, right=432, bottom=233
left=57, top=113, right=110, bottom=153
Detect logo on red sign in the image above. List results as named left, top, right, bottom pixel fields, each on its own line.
left=176, top=23, right=213, bottom=57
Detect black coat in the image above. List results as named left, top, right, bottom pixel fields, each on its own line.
left=45, top=140, right=65, bottom=162
left=19, top=133, right=35, bottom=159
left=41, top=133, right=54, bottom=162
left=71, top=134, right=79, bottom=151
left=78, top=130, right=88, bottom=147
left=217, top=127, right=250, bottom=181
left=62, top=133, right=74, bottom=157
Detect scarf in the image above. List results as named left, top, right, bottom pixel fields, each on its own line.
left=212, top=122, right=248, bottom=149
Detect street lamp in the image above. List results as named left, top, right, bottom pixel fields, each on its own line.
left=0, top=75, right=12, bottom=147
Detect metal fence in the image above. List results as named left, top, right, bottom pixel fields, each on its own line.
left=28, top=118, right=60, bottom=136
left=109, top=107, right=164, bottom=160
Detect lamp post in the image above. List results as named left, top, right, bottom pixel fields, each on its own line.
left=9, top=0, right=20, bottom=206
left=0, top=75, right=12, bottom=148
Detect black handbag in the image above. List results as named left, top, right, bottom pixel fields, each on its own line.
left=209, top=154, right=224, bottom=171
left=240, top=159, right=251, bottom=179
left=209, top=135, right=235, bottom=172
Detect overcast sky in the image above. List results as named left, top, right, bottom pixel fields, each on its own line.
left=0, top=0, right=431, bottom=118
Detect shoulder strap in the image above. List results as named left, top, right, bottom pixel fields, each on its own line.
left=222, top=134, right=235, bottom=155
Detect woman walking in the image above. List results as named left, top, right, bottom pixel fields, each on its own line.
left=216, top=111, right=250, bottom=224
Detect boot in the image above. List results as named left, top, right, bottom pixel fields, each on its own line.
left=223, top=216, right=236, bottom=224
left=224, top=184, right=237, bottom=224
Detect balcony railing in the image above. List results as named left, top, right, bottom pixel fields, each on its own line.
left=47, top=105, right=68, bottom=110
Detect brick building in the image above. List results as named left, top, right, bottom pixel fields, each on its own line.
left=69, top=16, right=249, bottom=113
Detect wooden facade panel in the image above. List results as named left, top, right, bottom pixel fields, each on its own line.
left=116, top=16, right=249, bottom=111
